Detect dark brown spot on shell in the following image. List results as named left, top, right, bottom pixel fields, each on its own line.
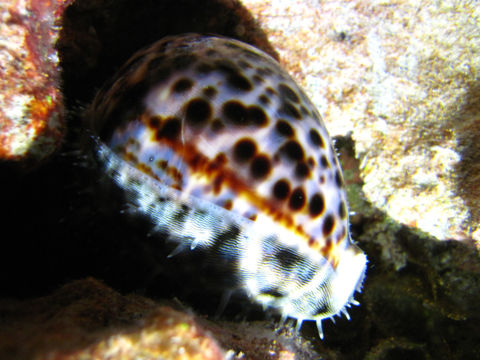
left=256, top=67, right=274, bottom=77
left=238, top=60, right=252, bottom=69
left=282, top=140, right=304, bottom=161
left=173, top=54, right=197, bottom=70
left=215, top=59, right=252, bottom=91
left=307, top=157, right=315, bottom=167
left=211, top=118, right=225, bottom=132
left=172, top=77, right=194, bottom=93
left=247, top=105, right=268, bottom=126
left=279, top=101, right=301, bottom=120
left=228, top=73, right=252, bottom=91
left=190, top=153, right=207, bottom=169
left=309, top=128, right=324, bottom=148
left=335, top=170, right=344, bottom=188
left=213, top=152, right=227, bottom=166
left=278, top=83, right=300, bottom=103
left=275, top=119, right=294, bottom=137
left=300, top=106, right=310, bottom=117
left=266, top=87, right=277, bottom=96
left=322, top=214, right=335, bottom=236
left=273, top=153, right=280, bottom=163
left=185, top=98, right=212, bottom=127
left=157, top=159, right=168, bottom=170
left=156, top=117, right=181, bottom=141
left=222, top=101, right=267, bottom=127
left=223, top=100, right=246, bottom=125
left=339, top=201, right=347, bottom=219
left=146, top=56, right=171, bottom=83
left=309, top=193, right=325, bottom=218
left=325, top=237, right=332, bottom=251
left=123, top=151, right=138, bottom=164
left=250, top=154, right=271, bottom=179
left=253, top=74, right=264, bottom=83
left=295, top=162, right=310, bottom=179
left=223, top=199, right=233, bottom=210
left=203, top=86, right=218, bottom=98
left=289, top=187, right=306, bottom=211
left=233, top=138, right=257, bottom=163
left=196, top=62, right=215, bottom=74
left=147, top=115, right=162, bottom=129
left=320, top=155, right=330, bottom=168
left=213, top=174, right=224, bottom=194
left=258, top=94, right=270, bottom=104
left=272, top=179, right=290, bottom=201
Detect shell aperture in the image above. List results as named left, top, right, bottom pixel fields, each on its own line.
left=88, top=34, right=367, bottom=339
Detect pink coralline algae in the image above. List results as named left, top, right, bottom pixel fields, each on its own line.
left=0, top=0, right=71, bottom=166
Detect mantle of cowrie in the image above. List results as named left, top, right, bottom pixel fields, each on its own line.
left=87, top=34, right=367, bottom=339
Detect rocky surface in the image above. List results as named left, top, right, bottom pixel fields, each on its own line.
left=1, top=0, right=479, bottom=359
left=0, top=278, right=316, bottom=360
left=0, top=0, right=68, bottom=167
left=242, top=0, right=480, bottom=243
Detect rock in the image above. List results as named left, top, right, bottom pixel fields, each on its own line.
left=0, top=0, right=69, bottom=168
left=1, top=1, right=480, bottom=359
left=0, top=278, right=317, bottom=360
left=241, top=0, right=480, bottom=243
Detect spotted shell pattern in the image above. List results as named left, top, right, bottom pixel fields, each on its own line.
left=88, top=34, right=367, bottom=339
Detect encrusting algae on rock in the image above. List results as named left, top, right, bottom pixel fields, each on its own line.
left=0, top=0, right=69, bottom=166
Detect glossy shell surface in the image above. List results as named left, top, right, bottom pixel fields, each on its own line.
left=88, top=34, right=367, bottom=339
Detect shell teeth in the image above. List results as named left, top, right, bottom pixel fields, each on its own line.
left=279, top=313, right=289, bottom=327
left=316, top=319, right=324, bottom=340
left=295, top=318, right=304, bottom=333
left=190, top=239, right=199, bottom=250
left=215, top=290, right=233, bottom=318
left=167, top=243, right=188, bottom=258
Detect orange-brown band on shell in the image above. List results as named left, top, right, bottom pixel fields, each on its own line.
left=138, top=126, right=343, bottom=267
